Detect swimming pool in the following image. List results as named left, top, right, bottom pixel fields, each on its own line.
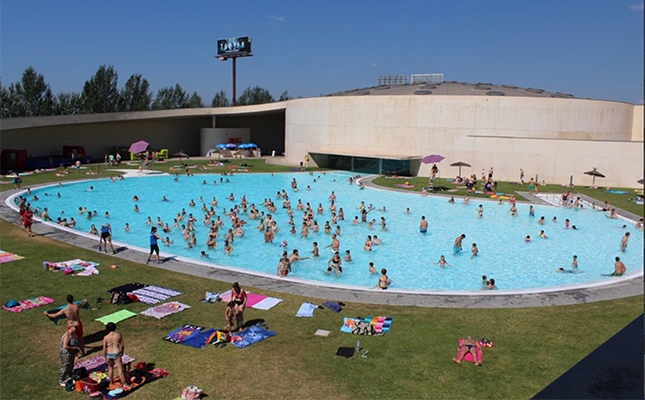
left=17, top=172, right=644, bottom=291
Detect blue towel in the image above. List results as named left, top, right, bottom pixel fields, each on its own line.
left=231, top=325, right=276, bottom=349
left=296, top=302, right=318, bottom=317
left=322, top=301, right=342, bottom=313
left=182, top=328, right=217, bottom=348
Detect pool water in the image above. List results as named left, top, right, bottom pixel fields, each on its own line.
left=23, top=172, right=643, bottom=291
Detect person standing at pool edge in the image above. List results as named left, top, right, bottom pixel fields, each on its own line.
left=147, top=227, right=161, bottom=264
left=99, top=223, right=116, bottom=254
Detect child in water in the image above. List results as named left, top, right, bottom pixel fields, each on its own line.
left=434, top=255, right=451, bottom=268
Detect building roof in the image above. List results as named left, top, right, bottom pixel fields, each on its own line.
left=326, top=81, right=582, bottom=99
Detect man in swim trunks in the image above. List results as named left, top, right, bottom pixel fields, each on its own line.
left=45, top=294, right=88, bottom=355
left=103, top=322, right=129, bottom=389
left=620, top=232, right=630, bottom=252
left=325, top=234, right=340, bottom=253
left=453, top=336, right=481, bottom=366
left=453, top=234, right=466, bottom=254
left=612, top=257, right=626, bottom=277
left=420, top=216, right=428, bottom=233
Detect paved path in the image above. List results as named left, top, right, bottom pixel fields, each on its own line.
left=2, top=174, right=642, bottom=309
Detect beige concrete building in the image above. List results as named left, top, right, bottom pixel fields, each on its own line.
left=1, top=81, right=642, bottom=187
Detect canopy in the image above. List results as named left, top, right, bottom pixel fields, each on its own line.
left=583, top=168, right=605, bottom=187
left=128, top=140, right=149, bottom=154
left=449, top=161, right=471, bottom=177
left=421, top=154, right=445, bottom=164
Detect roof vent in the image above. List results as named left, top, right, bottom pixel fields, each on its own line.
left=374, top=86, right=390, bottom=90
left=526, top=88, right=545, bottom=93
left=414, top=90, right=433, bottom=95
left=475, top=86, right=492, bottom=90
left=501, top=84, right=519, bottom=89
left=486, top=91, right=505, bottom=96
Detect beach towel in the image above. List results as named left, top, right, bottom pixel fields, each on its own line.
left=107, top=282, right=146, bottom=294
left=230, top=325, right=276, bottom=349
left=0, top=250, right=24, bottom=264
left=251, top=296, right=283, bottom=310
left=321, top=301, right=343, bottom=313
left=95, top=309, right=137, bottom=325
left=140, top=301, right=190, bottom=319
left=219, top=290, right=269, bottom=308
left=76, top=265, right=99, bottom=276
left=456, top=339, right=483, bottom=364
left=340, top=316, right=393, bottom=335
left=74, top=354, right=135, bottom=373
left=296, top=302, right=319, bottom=317
left=181, top=328, right=217, bottom=349
left=130, top=285, right=184, bottom=305
left=3, top=296, right=55, bottom=313
left=46, top=300, right=92, bottom=324
left=163, top=324, right=204, bottom=344
left=43, top=259, right=99, bottom=272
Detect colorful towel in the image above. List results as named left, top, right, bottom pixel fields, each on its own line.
left=0, top=250, right=24, bottom=264
left=181, top=328, right=217, bottom=349
left=95, top=309, right=138, bottom=325
left=163, top=324, right=204, bottom=344
left=43, top=259, right=99, bottom=272
left=251, top=296, right=283, bottom=310
left=131, top=285, right=184, bottom=305
left=140, top=302, right=190, bottom=319
left=231, top=325, right=277, bottom=349
left=456, top=339, right=483, bottom=364
left=3, top=296, right=55, bottom=313
left=74, top=354, right=135, bottom=373
left=219, top=290, right=267, bottom=308
left=340, top=316, right=393, bottom=335
left=75, top=266, right=99, bottom=276
left=46, top=300, right=91, bottom=324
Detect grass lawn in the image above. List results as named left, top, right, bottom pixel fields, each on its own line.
left=0, top=159, right=643, bottom=399
left=371, top=176, right=644, bottom=217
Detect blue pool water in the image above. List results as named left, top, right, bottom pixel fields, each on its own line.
left=22, top=172, right=643, bottom=291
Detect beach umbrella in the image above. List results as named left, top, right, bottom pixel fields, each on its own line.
left=246, top=143, right=258, bottom=148
left=215, top=143, right=228, bottom=149
left=238, top=143, right=250, bottom=149
left=421, top=154, right=445, bottom=164
left=583, top=168, right=605, bottom=187
left=449, top=161, right=471, bottom=177
left=173, top=151, right=189, bottom=162
left=638, top=178, right=644, bottom=184
left=128, top=140, right=149, bottom=154
left=226, top=143, right=237, bottom=149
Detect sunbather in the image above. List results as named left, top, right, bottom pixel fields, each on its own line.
left=453, top=336, right=481, bottom=366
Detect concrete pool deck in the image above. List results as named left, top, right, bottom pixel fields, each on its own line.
left=1, top=173, right=642, bottom=309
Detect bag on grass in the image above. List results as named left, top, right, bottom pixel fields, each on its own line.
left=181, top=385, right=203, bottom=400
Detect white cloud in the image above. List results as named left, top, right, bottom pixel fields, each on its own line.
left=265, top=14, right=286, bottom=22
left=629, top=3, right=643, bottom=11
left=371, top=63, right=378, bottom=68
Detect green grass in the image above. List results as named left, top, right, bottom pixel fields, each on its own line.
left=372, top=176, right=644, bottom=217
left=0, top=161, right=643, bottom=399
left=0, top=219, right=642, bottom=400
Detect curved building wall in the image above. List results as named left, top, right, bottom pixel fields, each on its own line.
left=285, top=96, right=642, bottom=187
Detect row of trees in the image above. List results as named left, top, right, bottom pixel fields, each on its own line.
left=0, top=65, right=293, bottom=118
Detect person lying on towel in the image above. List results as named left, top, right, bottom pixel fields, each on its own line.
left=453, top=336, right=482, bottom=366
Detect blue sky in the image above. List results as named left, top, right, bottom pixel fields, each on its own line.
left=1, top=1, right=643, bottom=104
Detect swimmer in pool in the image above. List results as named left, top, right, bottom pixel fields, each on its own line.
left=377, top=268, right=391, bottom=290
left=364, top=236, right=373, bottom=251
left=448, top=197, right=455, bottom=204
left=471, top=243, right=478, bottom=258
left=327, top=252, right=342, bottom=275
left=310, top=242, right=319, bottom=257
left=529, top=206, right=535, bottom=217
left=538, top=216, right=545, bottom=225
left=453, top=234, right=466, bottom=254
left=539, top=230, right=547, bottom=239
left=610, top=256, right=626, bottom=277
left=477, top=205, right=483, bottom=218
left=369, top=262, right=377, bottom=274
left=620, top=232, right=630, bottom=252
left=420, top=216, right=428, bottom=233
left=525, top=235, right=531, bottom=243
left=344, top=250, right=352, bottom=262
left=434, top=255, right=451, bottom=268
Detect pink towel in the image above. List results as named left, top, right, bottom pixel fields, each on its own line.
left=456, top=339, right=483, bottom=363
left=245, top=293, right=268, bottom=308
left=3, top=296, right=55, bottom=313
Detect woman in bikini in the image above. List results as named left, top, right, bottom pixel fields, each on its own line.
left=230, top=282, right=247, bottom=331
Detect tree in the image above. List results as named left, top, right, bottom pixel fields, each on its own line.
left=236, top=85, right=274, bottom=106
left=0, top=78, right=13, bottom=118
left=187, top=92, right=203, bottom=108
left=151, top=84, right=189, bottom=110
left=120, top=74, right=152, bottom=112
left=81, top=65, right=121, bottom=114
left=10, top=66, right=55, bottom=116
left=211, top=90, right=230, bottom=107
left=53, top=92, right=83, bottom=115
left=278, top=90, right=292, bottom=102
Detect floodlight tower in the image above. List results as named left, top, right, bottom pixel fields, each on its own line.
left=216, top=36, right=253, bottom=106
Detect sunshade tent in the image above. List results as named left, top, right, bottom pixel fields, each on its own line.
left=583, top=168, right=605, bottom=187
left=638, top=178, right=645, bottom=185
left=449, top=161, right=471, bottom=178
left=421, top=154, right=445, bottom=164
left=215, top=143, right=228, bottom=149
left=173, top=151, right=189, bottom=161
left=128, top=140, right=149, bottom=154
